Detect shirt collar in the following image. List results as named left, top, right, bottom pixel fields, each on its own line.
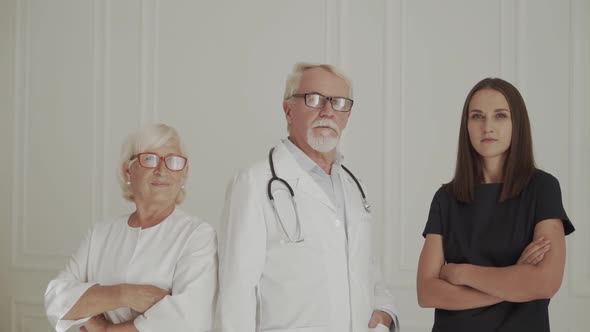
left=282, top=137, right=344, bottom=174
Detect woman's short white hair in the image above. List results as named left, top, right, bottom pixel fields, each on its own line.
left=118, top=123, right=187, bottom=203
left=283, top=62, right=353, bottom=100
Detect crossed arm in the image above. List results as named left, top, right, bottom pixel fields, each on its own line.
left=46, top=223, right=217, bottom=332
left=417, top=219, right=566, bottom=310
left=62, top=284, right=168, bottom=332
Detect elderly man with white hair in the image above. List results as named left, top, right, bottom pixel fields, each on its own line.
left=218, top=63, right=400, bottom=332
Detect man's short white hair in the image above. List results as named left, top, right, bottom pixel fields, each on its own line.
left=118, top=123, right=187, bottom=203
left=283, top=62, right=353, bottom=100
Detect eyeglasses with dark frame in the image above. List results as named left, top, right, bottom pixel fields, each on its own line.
left=291, top=92, right=354, bottom=112
left=130, top=152, right=188, bottom=171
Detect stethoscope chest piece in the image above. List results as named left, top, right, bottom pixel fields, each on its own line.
left=362, top=198, right=371, bottom=213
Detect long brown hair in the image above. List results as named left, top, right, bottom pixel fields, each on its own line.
left=446, top=78, right=536, bottom=203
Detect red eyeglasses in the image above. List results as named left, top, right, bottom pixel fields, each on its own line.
left=130, top=152, right=188, bottom=171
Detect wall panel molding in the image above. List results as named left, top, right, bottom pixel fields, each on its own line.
left=10, top=0, right=28, bottom=266
left=11, top=0, right=107, bottom=270
left=92, top=0, right=108, bottom=233
left=569, top=0, right=590, bottom=297
left=140, top=0, right=159, bottom=123
left=396, top=0, right=413, bottom=275
left=382, top=0, right=414, bottom=288
left=515, top=0, right=526, bottom=88
left=9, top=0, right=62, bottom=270
left=11, top=298, right=47, bottom=332
left=499, top=0, right=517, bottom=81
left=324, top=0, right=345, bottom=67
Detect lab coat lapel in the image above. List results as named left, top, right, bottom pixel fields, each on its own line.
left=271, top=142, right=337, bottom=212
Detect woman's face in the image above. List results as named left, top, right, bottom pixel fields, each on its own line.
left=467, top=88, right=513, bottom=161
left=125, top=143, right=188, bottom=207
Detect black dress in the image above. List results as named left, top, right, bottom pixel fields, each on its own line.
left=422, top=169, right=575, bottom=332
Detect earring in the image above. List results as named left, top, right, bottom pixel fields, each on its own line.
left=181, top=184, right=185, bottom=189
left=126, top=181, right=131, bottom=185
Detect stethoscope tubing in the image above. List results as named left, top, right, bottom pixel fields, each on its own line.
left=266, top=146, right=370, bottom=243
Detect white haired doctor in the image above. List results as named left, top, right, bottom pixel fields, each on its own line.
left=218, top=63, right=400, bottom=332
left=44, top=124, right=217, bottom=332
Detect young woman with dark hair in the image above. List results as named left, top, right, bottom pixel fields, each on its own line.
left=417, top=78, right=575, bottom=332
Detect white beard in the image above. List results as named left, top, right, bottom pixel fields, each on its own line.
left=306, top=119, right=340, bottom=153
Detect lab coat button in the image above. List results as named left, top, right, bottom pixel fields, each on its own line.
left=334, top=219, right=341, bottom=227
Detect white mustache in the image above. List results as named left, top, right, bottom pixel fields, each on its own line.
left=311, top=119, right=340, bottom=135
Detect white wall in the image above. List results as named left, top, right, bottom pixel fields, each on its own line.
left=1, top=0, right=588, bottom=331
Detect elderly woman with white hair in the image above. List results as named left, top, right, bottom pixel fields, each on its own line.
left=44, top=124, right=217, bottom=332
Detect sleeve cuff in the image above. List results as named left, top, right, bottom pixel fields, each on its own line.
left=376, top=308, right=400, bottom=332
left=133, top=315, right=150, bottom=332
left=55, top=317, right=92, bottom=332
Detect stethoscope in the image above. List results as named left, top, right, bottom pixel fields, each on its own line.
left=266, top=147, right=370, bottom=243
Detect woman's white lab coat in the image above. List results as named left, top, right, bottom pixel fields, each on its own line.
left=44, top=208, right=217, bottom=332
left=218, top=141, right=399, bottom=332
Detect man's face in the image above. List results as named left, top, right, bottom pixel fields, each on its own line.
left=283, top=67, right=351, bottom=153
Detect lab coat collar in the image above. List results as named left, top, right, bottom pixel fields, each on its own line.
left=282, top=137, right=345, bottom=174
left=270, top=141, right=337, bottom=212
